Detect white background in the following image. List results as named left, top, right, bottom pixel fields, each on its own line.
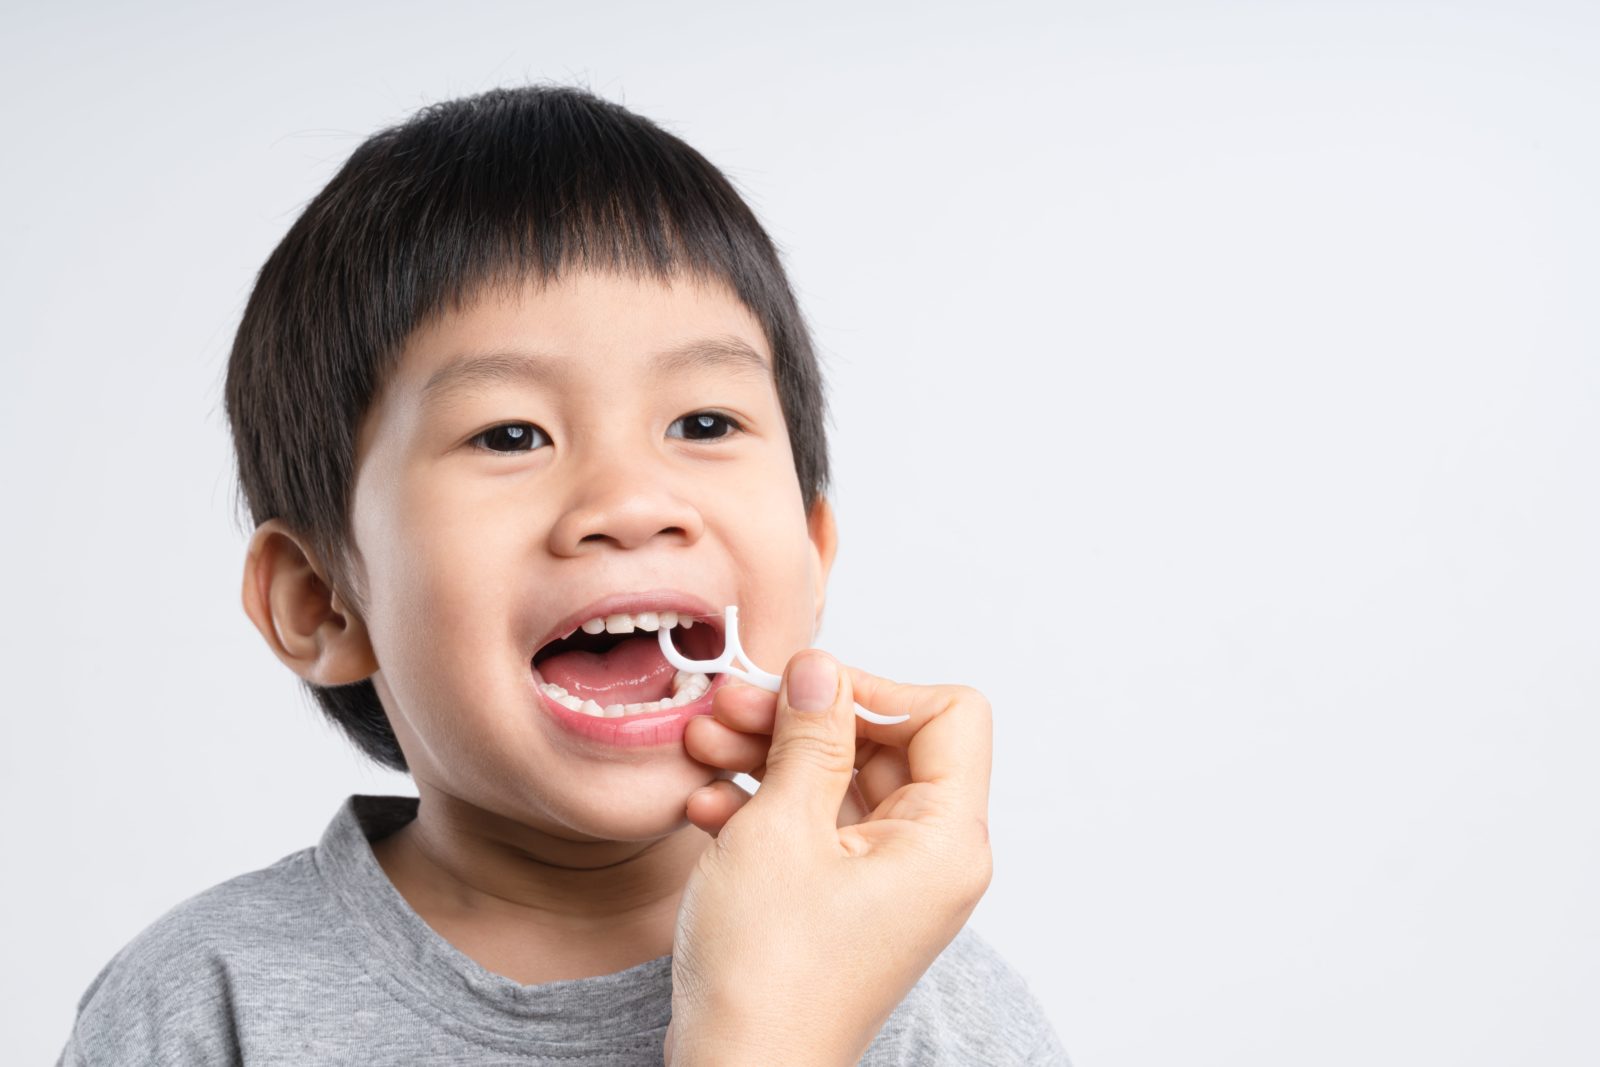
left=4, top=2, right=1596, bottom=1064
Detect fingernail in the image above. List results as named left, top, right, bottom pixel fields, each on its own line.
left=787, top=652, right=838, bottom=713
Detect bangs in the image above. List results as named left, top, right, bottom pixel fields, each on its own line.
left=315, top=86, right=782, bottom=361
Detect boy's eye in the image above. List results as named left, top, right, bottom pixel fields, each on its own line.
left=668, top=412, right=742, bottom=441
left=470, top=423, right=550, bottom=453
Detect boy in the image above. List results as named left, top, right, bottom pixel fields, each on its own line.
left=56, top=85, right=1068, bottom=1065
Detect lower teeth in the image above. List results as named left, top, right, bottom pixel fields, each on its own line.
left=539, top=670, right=711, bottom=718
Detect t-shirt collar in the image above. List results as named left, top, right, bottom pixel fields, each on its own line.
left=312, top=793, right=674, bottom=1051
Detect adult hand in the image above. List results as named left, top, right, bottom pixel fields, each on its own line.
left=665, top=650, right=994, bottom=1066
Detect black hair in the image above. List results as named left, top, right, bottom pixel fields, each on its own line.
left=223, top=84, right=830, bottom=773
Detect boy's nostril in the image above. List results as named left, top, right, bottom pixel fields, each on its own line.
left=575, top=524, right=693, bottom=549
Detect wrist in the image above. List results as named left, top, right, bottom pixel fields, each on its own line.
left=667, top=1033, right=856, bottom=1067
left=665, top=1010, right=867, bottom=1067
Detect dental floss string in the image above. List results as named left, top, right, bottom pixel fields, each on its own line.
left=658, top=605, right=910, bottom=725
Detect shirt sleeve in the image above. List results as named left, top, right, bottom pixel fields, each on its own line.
left=1027, top=1019, right=1075, bottom=1066
left=54, top=921, right=247, bottom=1066
left=861, top=924, right=1073, bottom=1065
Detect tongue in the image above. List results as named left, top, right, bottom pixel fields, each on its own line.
left=537, top=632, right=677, bottom=705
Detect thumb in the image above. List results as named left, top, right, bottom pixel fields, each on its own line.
left=751, top=648, right=857, bottom=834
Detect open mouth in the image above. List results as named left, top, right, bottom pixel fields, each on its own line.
left=531, top=608, right=725, bottom=719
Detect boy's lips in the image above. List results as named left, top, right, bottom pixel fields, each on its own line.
left=528, top=588, right=730, bottom=747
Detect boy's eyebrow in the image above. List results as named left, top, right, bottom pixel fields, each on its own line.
left=651, top=336, right=770, bottom=381
left=419, top=335, right=771, bottom=407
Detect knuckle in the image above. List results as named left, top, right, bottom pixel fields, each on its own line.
left=958, top=687, right=994, bottom=733
left=954, top=843, right=994, bottom=911
left=956, top=685, right=992, bottom=715
left=971, top=839, right=995, bottom=888
left=937, top=818, right=993, bottom=904
left=910, top=822, right=995, bottom=916
left=964, top=871, right=993, bottom=912
left=774, top=727, right=856, bottom=774
left=936, top=684, right=990, bottom=716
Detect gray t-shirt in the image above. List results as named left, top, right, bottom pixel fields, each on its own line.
left=56, top=794, right=1070, bottom=1065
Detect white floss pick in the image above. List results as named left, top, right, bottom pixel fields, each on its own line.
left=658, top=605, right=910, bottom=725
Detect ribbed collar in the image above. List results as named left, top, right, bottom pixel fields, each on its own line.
left=313, top=793, right=673, bottom=1054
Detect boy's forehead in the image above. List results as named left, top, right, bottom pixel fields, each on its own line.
left=399, top=270, right=773, bottom=399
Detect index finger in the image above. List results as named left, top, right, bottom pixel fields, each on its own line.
left=843, top=666, right=993, bottom=815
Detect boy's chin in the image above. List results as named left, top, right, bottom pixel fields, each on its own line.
left=544, top=762, right=723, bottom=843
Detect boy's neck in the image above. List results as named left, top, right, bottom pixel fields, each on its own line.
left=370, top=785, right=709, bottom=985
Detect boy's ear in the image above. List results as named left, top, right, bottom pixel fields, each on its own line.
left=241, top=519, right=378, bottom=686
left=807, top=495, right=839, bottom=629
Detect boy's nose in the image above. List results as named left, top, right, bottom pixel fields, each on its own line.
left=545, top=470, right=705, bottom=555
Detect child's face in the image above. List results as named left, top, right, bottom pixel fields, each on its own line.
left=344, top=270, right=835, bottom=842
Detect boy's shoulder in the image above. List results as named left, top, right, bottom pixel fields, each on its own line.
left=59, top=844, right=329, bottom=1066
left=81, top=843, right=325, bottom=998
left=871, top=924, right=1071, bottom=1066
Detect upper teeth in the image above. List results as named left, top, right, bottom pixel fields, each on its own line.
left=578, top=610, right=696, bottom=636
